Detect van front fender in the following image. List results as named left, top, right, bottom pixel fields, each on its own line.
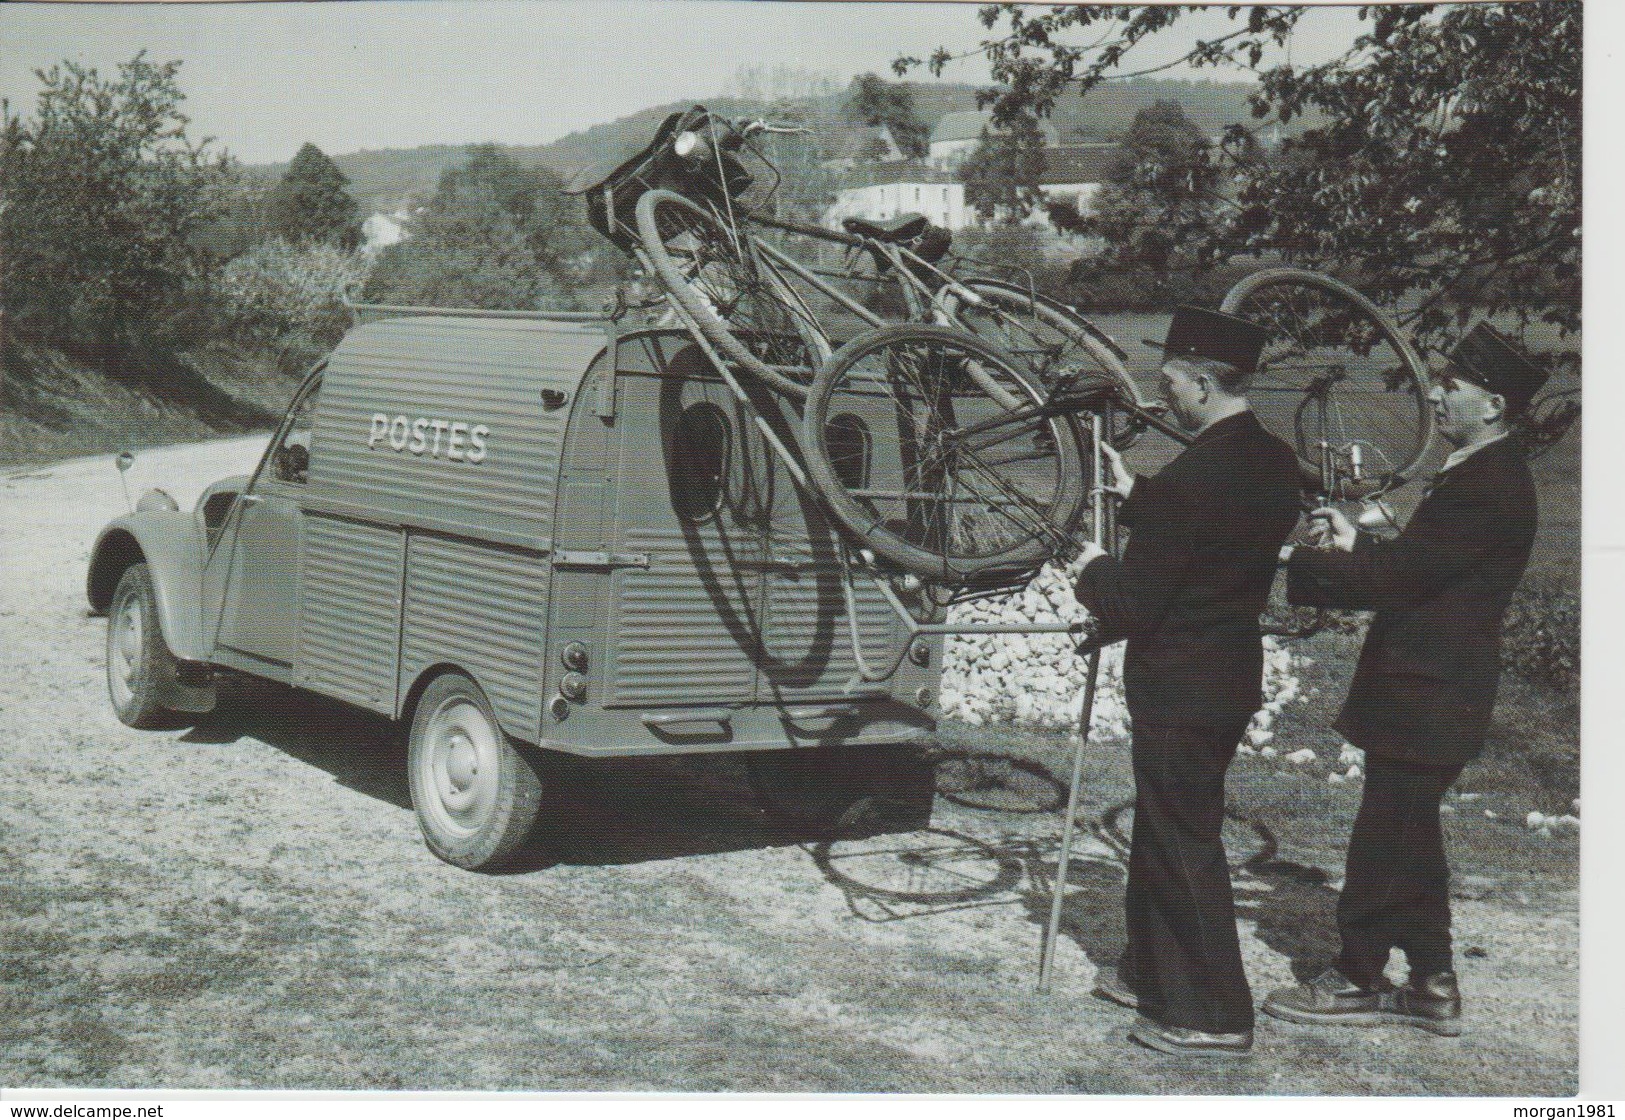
left=87, top=512, right=212, bottom=662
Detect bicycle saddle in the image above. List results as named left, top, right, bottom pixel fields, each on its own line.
left=842, top=214, right=930, bottom=243
left=563, top=109, right=690, bottom=195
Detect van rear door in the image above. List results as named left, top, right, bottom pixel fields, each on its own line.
left=601, top=342, right=766, bottom=709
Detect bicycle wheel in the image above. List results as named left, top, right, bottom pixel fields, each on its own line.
left=933, top=751, right=1066, bottom=814
left=635, top=188, right=822, bottom=399
left=1220, top=269, right=1432, bottom=497
left=1099, top=799, right=1278, bottom=873
left=940, top=277, right=1147, bottom=448
left=802, top=324, right=1091, bottom=582
left=810, top=827, right=1023, bottom=906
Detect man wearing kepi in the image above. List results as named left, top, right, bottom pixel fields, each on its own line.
left=1073, top=306, right=1302, bottom=1057
left=1264, top=323, right=1547, bottom=1038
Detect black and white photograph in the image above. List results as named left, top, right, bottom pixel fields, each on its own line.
left=0, top=0, right=1605, bottom=1106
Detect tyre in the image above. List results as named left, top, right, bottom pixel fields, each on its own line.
left=1099, top=798, right=1278, bottom=872
left=407, top=672, right=544, bottom=871
left=810, top=826, right=1023, bottom=906
left=933, top=750, right=1066, bottom=814
left=635, top=188, right=823, bottom=399
left=1220, top=268, right=1432, bottom=497
left=941, top=277, right=1147, bottom=448
left=106, top=562, right=182, bottom=729
left=802, top=323, right=1091, bottom=582
left=745, top=747, right=861, bottom=835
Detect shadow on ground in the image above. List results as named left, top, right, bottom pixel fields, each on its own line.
left=180, top=677, right=934, bottom=874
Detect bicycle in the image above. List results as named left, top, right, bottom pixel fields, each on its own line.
left=573, top=105, right=1434, bottom=592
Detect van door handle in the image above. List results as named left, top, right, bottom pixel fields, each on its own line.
left=239, top=494, right=263, bottom=507
left=641, top=709, right=733, bottom=734
left=783, top=703, right=860, bottom=722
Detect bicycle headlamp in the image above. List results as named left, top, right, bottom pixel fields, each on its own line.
left=673, top=130, right=712, bottom=163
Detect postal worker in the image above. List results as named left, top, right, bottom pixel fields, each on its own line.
left=1073, top=306, right=1304, bottom=1056
left=1264, top=322, right=1547, bottom=1037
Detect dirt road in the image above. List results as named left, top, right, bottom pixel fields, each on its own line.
left=0, top=439, right=1577, bottom=1093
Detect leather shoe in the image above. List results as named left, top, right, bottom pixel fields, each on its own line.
left=1384, top=972, right=1462, bottom=1036
left=1092, top=965, right=1139, bottom=1010
left=1128, top=1015, right=1252, bottom=1057
left=1261, top=967, right=1385, bottom=1028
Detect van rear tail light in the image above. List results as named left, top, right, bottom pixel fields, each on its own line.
left=560, top=672, right=588, bottom=702
left=908, top=640, right=931, bottom=667
left=561, top=642, right=589, bottom=671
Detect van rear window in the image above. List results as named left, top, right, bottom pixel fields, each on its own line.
left=669, top=402, right=730, bottom=521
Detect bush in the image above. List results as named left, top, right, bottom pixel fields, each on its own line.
left=1501, top=586, right=1580, bottom=694
left=217, top=239, right=369, bottom=372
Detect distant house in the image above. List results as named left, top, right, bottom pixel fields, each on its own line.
left=361, top=211, right=408, bottom=254
left=823, top=163, right=968, bottom=231
left=1033, top=144, right=1120, bottom=224
left=820, top=124, right=909, bottom=170
left=928, top=110, right=1060, bottom=169
left=823, top=143, right=1118, bottom=234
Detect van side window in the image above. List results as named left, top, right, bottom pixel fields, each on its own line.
left=825, top=413, right=871, bottom=491
left=669, top=402, right=729, bottom=522
left=273, top=378, right=321, bottom=485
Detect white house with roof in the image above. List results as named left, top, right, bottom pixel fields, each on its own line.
left=361, top=211, right=408, bottom=254
left=824, top=144, right=1119, bottom=233
left=927, top=109, right=1060, bottom=169
left=820, top=124, right=909, bottom=170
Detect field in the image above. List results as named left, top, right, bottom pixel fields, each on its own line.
left=0, top=436, right=1579, bottom=1094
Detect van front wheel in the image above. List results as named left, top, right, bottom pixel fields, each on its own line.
left=107, top=562, right=181, bottom=729
left=407, top=672, right=543, bottom=870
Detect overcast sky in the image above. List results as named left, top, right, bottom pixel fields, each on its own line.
left=1, top=2, right=1365, bottom=165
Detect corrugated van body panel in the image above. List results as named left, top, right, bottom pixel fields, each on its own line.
left=758, top=538, right=898, bottom=702
left=605, top=526, right=762, bottom=707
left=401, top=534, right=548, bottom=738
left=308, top=316, right=604, bottom=546
left=750, top=388, right=905, bottom=703
left=296, top=514, right=403, bottom=713
left=598, top=361, right=766, bottom=710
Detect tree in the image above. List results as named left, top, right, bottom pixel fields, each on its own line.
left=842, top=74, right=928, bottom=158
left=0, top=53, right=236, bottom=357
left=901, top=3, right=1581, bottom=358
left=267, top=142, right=361, bottom=249
left=957, top=120, right=1047, bottom=224
left=1078, top=100, right=1223, bottom=274
left=364, top=144, right=593, bottom=311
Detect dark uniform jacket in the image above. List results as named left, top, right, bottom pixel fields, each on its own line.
left=1286, top=436, right=1537, bottom=767
left=1075, top=410, right=1303, bottom=729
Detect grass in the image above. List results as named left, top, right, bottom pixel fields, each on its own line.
left=936, top=622, right=1579, bottom=899
left=0, top=337, right=295, bottom=469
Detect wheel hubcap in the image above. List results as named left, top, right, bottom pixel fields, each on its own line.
left=420, top=699, right=500, bottom=838
left=109, top=593, right=142, bottom=706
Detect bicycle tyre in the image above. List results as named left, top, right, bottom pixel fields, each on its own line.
left=1220, top=268, right=1432, bottom=497
left=635, top=188, right=819, bottom=399
left=810, top=826, right=1023, bottom=906
left=943, top=278, right=1147, bottom=448
left=802, top=324, right=1091, bottom=582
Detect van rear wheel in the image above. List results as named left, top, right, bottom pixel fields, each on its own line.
left=407, top=672, right=543, bottom=870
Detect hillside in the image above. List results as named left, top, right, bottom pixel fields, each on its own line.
left=0, top=337, right=298, bottom=468
left=248, top=78, right=1274, bottom=215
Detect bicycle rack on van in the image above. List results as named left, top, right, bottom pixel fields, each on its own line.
left=640, top=279, right=1115, bottom=693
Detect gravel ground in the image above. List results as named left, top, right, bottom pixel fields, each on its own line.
left=0, top=438, right=1577, bottom=1094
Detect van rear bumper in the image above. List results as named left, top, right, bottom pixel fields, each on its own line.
left=535, top=698, right=935, bottom=758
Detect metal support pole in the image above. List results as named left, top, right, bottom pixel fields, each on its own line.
left=1039, top=411, right=1111, bottom=992
left=1039, top=645, right=1102, bottom=992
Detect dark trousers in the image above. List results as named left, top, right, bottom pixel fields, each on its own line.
left=1119, top=718, right=1254, bottom=1035
left=1335, top=754, right=1467, bottom=989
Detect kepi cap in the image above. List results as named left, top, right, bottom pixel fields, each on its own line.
left=1143, top=305, right=1271, bottom=377
left=1445, top=322, right=1549, bottom=415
